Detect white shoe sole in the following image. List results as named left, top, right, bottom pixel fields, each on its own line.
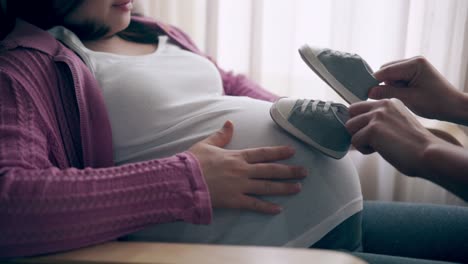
left=270, top=103, right=346, bottom=159
left=299, top=45, right=361, bottom=104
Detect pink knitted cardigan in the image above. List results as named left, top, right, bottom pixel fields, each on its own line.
left=0, top=17, right=278, bottom=258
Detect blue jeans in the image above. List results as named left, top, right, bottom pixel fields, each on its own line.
left=313, top=201, right=468, bottom=264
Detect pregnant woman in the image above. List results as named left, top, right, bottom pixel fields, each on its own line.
left=0, top=0, right=362, bottom=258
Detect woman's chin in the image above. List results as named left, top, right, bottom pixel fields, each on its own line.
left=112, top=18, right=132, bottom=34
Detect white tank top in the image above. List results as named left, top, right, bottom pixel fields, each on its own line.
left=49, top=26, right=362, bottom=248
left=85, top=35, right=228, bottom=163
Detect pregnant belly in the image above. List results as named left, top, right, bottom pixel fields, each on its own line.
left=121, top=96, right=363, bottom=247
left=114, top=95, right=342, bottom=162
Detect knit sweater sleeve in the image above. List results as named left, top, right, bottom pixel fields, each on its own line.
left=0, top=71, right=212, bottom=258
left=219, top=68, right=280, bottom=102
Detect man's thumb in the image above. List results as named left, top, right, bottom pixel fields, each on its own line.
left=203, top=121, right=234, bottom=148
left=368, top=85, right=404, bottom=100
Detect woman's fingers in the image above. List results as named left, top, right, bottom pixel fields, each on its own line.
left=247, top=164, right=307, bottom=180
left=241, top=146, right=295, bottom=164
left=191, top=124, right=307, bottom=214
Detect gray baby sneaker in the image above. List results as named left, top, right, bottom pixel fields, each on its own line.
left=270, top=98, right=351, bottom=159
left=299, top=44, right=380, bottom=103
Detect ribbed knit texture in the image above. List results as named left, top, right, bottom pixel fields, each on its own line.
left=0, top=52, right=211, bottom=257
left=0, top=17, right=277, bottom=259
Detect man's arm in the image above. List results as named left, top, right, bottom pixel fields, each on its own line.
left=423, top=143, right=468, bottom=201
left=444, top=92, right=468, bottom=127
left=346, top=99, right=468, bottom=202
left=370, top=56, right=468, bottom=125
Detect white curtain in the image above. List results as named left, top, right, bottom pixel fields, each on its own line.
left=137, top=0, right=468, bottom=206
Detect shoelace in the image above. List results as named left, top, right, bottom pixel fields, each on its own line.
left=301, top=99, right=333, bottom=113
left=330, top=49, right=358, bottom=59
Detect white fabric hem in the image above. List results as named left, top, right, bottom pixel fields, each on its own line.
left=283, top=196, right=363, bottom=247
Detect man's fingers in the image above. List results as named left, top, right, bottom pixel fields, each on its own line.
left=351, top=125, right=376, bottom=155
left=247, top=164, right=307, bottom=180
left=348, top=100, right=380, bottom=118
left=238, top=195, right=283, bottom=215
left=241, top=146, right=295, bottom=164
left=368, top=84, right=408, bottom=100
left=245, top=180, right=302, bottom=196
left=345, top=112, right=372, bottom=135
left=379, top=58, right=412, bottom=69
left=354, top=145, right=376, bottom=155
left=374, top=57, right=420, bottom=83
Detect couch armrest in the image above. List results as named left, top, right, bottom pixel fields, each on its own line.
left=9, top=242, right=366, bottom=264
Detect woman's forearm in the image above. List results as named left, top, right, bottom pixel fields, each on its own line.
left=0, top=152, right=212, bottom=258
left=422, top=142, right=468, bottom=201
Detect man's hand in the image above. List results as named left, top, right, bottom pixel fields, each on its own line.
left=346, top=99, right=445, bottom=177
left=189, top=121, right=307, bottom=215
left=369, top=57, right=468, bottom=123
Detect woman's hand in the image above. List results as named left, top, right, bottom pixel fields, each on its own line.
left=369, top=57, right=468, bottom=123
left=189, top=121, right=307, bottom=215
left=346, top=99, right=446, bottom=177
